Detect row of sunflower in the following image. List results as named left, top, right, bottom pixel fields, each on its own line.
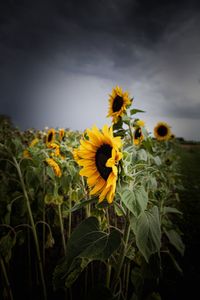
left=0, top=88, right=184, bottom=300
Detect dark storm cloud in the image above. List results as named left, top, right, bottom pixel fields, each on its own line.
left=0, top=0, right=200, bottom=139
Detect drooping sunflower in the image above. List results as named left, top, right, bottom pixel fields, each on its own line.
left=133, top=120, right=145, bottom=145
left=154, top=122, right=171, bottom=141
left=107, top=86, right=131, bottom=123
left=46, top=128, right=56, bottom=145
left=46, top=158, right=62, bottom=177
left=59, top=128, right=65, bottom=141
left=48, top=142, right=60, bottom=157
left=74, top=125, right=122, bottom=204
left=134, top=127, right=143, bottom=145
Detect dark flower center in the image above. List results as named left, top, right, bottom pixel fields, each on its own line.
left=112, top=95, right=124, bottom=112
left=157, top=125, right=168, bottom=137
left=134, top=127, right=142, bottom=139
left=95, top=144, right=112, bottom=180
left=48, top=132, right=53, bottom=142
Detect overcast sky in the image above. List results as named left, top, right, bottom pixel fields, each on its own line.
left=0, top=0, right=200, bottom=140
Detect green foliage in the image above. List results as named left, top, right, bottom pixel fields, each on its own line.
left=53, top=216, right=121, bottom=289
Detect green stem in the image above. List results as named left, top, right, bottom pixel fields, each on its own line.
left=13, top=157, right=47, bottom=300
left=128, top=121, right=133, bottom=141
left=68, top=197, right=72, bottom=239
left=106, top=263, right=112, bottom=288
left=0, top=256, right=13, bottom=300
left=58, top=204, right=67, bottom=256
left=112, top=214, right=131, bottom=289
left=125, top=262, right=130, bottom=299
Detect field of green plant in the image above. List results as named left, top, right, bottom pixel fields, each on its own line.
left=0, top=87, right=185, bottom=300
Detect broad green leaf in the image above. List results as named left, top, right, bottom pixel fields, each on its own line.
left=164, top=229, right=185, bottom=256
left=53, top=217, right=121, bottom=289
left=163, top=206, right=182, bottom=215
left=121, top=187, right=148, bottom=217
left=136, top=206, right=161, bottom=262
left=137, top=149, right=147, bottom=161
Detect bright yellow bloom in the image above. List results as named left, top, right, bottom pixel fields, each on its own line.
left=46, top=128, right=56, bottom=145
left=75, top=124, right=122, bottom=204
left=46, top=158, right=62, bottom=177
left=154, top=122, right=171, bottom=141
left=107, top=86, right=131, bottom=123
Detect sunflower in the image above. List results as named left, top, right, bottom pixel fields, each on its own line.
left=133, top=127, right=144, bottom=145
left=59, top=128, right=65, bottom=141
left=154, top=122, right=171, bottom=141
left=74, top=125, right=122, bottom=204
left=107, top=86, right=131, bottom=123
left=46, top=128, right=56, bottom=145
left=48, top=142, right=60, bottom=157
left=46, top=158, right=62, bottom=177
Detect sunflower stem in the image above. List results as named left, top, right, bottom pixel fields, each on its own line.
left=12, top=156, right=47, bottom=300
left=58, top=204, right=67, bottom=256
left=0, top=256, right=13, bottom=300
left=128, top=121, right=133, bottom=141
left=68, top=197, right=72, bottom=239
left=111, top=211, right=131, bottom=290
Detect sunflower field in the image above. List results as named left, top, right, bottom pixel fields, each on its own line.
left=0, top=87, right=185, bottom=300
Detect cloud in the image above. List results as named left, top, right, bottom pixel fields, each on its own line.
left=0, top=0, right=200, bottom=140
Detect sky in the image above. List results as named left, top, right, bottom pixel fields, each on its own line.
left=0, top=0, right=200, bottom=140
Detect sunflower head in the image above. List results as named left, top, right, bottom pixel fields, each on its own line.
left=46, top=158, right=62, bottom=177
left=154, top=122, right=171, bottom=141
left=107, top=86, right=132, bottom=124
left=59, top=128, right=65, bottom=141
left=46, top=128, right=56, bottom=145
left=75, top=124, right=122, bottom=204
left=133, top=127, right=144, bottom=145
left=29, top=138, right=39, bottom=147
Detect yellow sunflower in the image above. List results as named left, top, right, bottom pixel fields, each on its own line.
left=107, top=86, right=131, bottom=123
left=59, top=128, right=65, bottom=141
left=74, top=125, right=122, bottom=204
left=46, top=128, right=56, bottom=145
left=46, top=158, right=62, bottom=177
left=133, top=127, right=144, bottom=145
left=48, top=142, right=60, bottom=157
left=154, top=122, right=171, bottom=141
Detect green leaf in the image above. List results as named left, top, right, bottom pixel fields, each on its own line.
left=121, top=187, right=148, bottom=217
left=53, top=217, right=121, bottom=289
left=131, top=267, right=144, bottom=297
left=130, top=109, right=145, bottom=115
left=164, top=229, right=185, bottom=256
left=137, top=149, right=148, bottom=161
left=70, top=197, right=98, bottom=212
left=0, top=233, right=16, bottom=263
left=153, top=156, right=161, bottom=166
left=113, top=118, right=123, bottom=130
left=163, top=206, right=182, bottom=215
left=136, top=206, right=161, bottom=262
left=121, top=115, right=130, bottom=125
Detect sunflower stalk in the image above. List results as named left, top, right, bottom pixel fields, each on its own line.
left=0, top=256, right=13, bottom=300
left=111, top=210, right=131, bottom=290
left=58, top=204, right=67, bottom=256
left=12, top=156, right=47, bottom=300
